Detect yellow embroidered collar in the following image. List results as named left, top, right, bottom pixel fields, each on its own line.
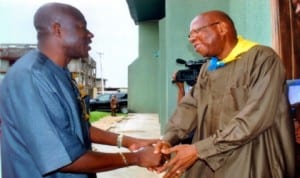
left=208, top=36, right=258, bottom=71
left=222, top=36, right=258, bottom=63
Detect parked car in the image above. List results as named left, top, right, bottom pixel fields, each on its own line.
left=89, top=92, right=128, bottom=114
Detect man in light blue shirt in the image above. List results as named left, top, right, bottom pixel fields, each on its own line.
left=0, top=3, right=162, bottom=178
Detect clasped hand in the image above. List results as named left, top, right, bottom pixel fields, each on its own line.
left=127, top=138, right=198, bottom=178
left=152, top=140, right=199, bottom=178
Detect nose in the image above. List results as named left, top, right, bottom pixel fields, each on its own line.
left=188, top=34, right=197, bottom=43
left=87, top=30, right=94, bottom=39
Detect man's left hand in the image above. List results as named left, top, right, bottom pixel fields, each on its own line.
left=156, top=144, right=199, bottom=178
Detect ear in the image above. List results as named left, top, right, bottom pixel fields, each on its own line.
left=51, top=22, right=62, bottom=37
left=217, top=21, right=227, bottom=36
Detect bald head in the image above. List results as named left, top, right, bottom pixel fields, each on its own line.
left=188, top=10, right=238, bottom=58
left=33, top=2, right=93, bottom=67
left=191, top=10, right=237, bottom=37
left=34, top=3, right=85, bottom=41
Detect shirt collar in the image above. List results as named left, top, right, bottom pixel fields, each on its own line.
left=222, top=36, right=258, bottom=63
left=208, top=36, right=258, bottom=71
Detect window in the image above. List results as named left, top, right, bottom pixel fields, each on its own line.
left=97, top=94, right=110, bottom=102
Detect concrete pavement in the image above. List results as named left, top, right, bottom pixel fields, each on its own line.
left=92, top=113, right=164, bottom=178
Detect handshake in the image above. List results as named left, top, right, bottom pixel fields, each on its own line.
left=124, top=137, right=199, bottom=178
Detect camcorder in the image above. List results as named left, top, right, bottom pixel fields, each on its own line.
left=172, top=58, right=208, bottom=86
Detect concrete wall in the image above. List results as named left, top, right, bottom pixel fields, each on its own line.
left=128, top=22, right=159, bottom=113
left=128, top=0, right=272, bottom=131
left=228, top=0, right=271, bottom=46
left=158, top=0, right=228, bottom=127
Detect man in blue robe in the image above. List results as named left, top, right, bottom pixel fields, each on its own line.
left=0, top=3, right=162, bottom=178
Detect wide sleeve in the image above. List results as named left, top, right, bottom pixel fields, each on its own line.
left=10, top=69, right=87, bottom=175
left=194, top=52, right=287, bottom=163
left=162, top=62, right=211, bottom=146
left=163, top=88, right=199, bottom=145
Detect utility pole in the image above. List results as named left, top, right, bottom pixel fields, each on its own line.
left=96, top=52, right=104, bottom=94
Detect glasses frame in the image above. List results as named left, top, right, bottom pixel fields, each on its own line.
left=188, top=21, right=220, bottom=38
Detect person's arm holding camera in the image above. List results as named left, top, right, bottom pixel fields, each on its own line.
left=172, top=71, right=185, bottom=103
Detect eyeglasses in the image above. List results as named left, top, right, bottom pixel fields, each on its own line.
left=188, top=22, right=220, bottom=38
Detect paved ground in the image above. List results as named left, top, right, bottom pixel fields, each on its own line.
left=92, top=115, right=124, bottom=130
left=91, top=113, right=164, bottom=178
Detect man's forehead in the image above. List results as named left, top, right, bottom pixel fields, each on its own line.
left=57, top=11, right=86, bottom=26
left=190, top=16, right=207, bottom=29
left=190, top=14, right=220, bottom=28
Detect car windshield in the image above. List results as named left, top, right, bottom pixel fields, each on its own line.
left=97, top=94, right=110, bottom=101
left=117, top=93, right=127, bottom=99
